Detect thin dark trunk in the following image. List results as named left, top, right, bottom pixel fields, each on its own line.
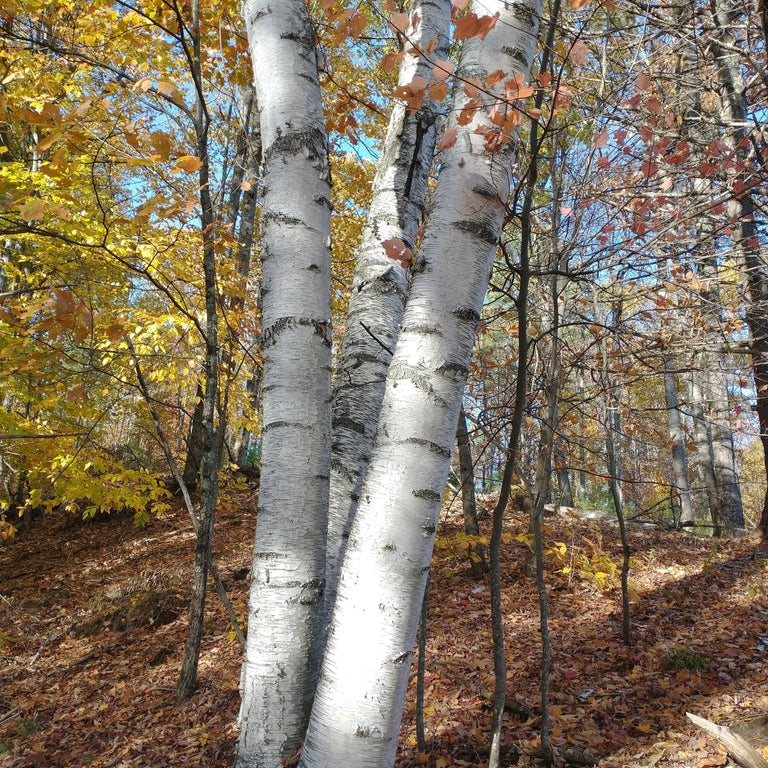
left=457, top=407, right=487, bottom=577
left=182, top=391, right=205, bottom=489
left=176, top=0, right=223, bottom=702
left=488, top=2, right=559, bottom=760
left=606, top=402, right=631, bottom=646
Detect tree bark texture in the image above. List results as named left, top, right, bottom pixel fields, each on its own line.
left=299, top=2, right=542, bottom=766
left=707, top=0, right=757, bottom=535
left=325, top=0, right=452, bottom=617
left=236, top=2, right=332, bottom=765
left=663, top=363, right=695, bottom=526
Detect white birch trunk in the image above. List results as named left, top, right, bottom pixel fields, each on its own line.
left=299, top=1, right=542, bottom=765
left=326, top=0, right=452, bottom=617
left=236, top=2, right=331, bottom=766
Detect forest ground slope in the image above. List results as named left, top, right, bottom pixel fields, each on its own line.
left=1, top=490, right=767, bottom=767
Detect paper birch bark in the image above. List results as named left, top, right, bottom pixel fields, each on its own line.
left=235, top=2, right=332, bottom=766
left=299, top=1, right=542, bottom=765
left=325, top=0, right=451, bottom=615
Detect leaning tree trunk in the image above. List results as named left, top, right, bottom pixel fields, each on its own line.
left=235, top=2, right=332, bottom=766
left=298, top=2, right=542, bottom=766
left=325, top=0, right=452, bottom=618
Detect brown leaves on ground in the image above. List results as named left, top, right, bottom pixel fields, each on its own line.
left=1, top=492, right=767, bottom=767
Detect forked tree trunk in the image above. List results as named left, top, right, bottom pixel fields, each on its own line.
left=236, top=2, right=332, bottom=765
left=325, top=0, right=452, bottom=617
left=298, top=2, right=542, bottom=765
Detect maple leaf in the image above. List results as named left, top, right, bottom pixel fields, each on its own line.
left=381, top=238, right=412, bottom=268
left=431, top=59, right=454, bottom=82
left=390, top=11, right=409, bottom=32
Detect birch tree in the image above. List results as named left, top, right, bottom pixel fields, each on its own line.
left=235, top=1, right=332, bottom=764
left=326, top=0, right=452, bottom=615
left=298, top=1, right=542, bottom=764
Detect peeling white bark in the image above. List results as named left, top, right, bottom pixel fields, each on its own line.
left=236, top=2, right=331, bottom=766
left=300, top=2, right=542, bottom=766
left=325, top=0, right=452, bottom=618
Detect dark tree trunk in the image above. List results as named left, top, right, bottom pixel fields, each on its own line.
left=456, top=407, right=487, bottom=578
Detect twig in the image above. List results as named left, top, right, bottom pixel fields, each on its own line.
left=124, top=336, right=246, bottom=647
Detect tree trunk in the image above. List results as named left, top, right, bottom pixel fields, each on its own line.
left=298, top=2, right=542, bottom=765
left=689, top=369, right=721, bottom=528
left=325, top=0, right=452, bottom=618
left=663, top=362, right=695, bottom=526
left=457, top=407, right=487, bottom=577
left=236, top=2, right=332, bottom=765
left=555, top=445, right=573, bottom=508
left=707, top=0, right=757, bottom=535
left=176, top=0, right=224, bottom=702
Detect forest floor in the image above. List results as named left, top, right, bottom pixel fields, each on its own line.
left=1, top=488, right=768, bottom=768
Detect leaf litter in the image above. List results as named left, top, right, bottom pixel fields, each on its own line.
left=1, top=491, right=767, bottom=767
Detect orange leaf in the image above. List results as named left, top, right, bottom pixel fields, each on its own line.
left=568, top=0, right=589, bottom=8
left=506, top=82, right=534, bottom=100
left=18, top=198, right=46, bottom=223
left=486, top=69, right=506, bottom=87
left=174, top=155, right=204, bottom=173
left=431, top=59, right=454, bottom=82
left=458, top=97, right=482, bottom=125
left=382, top=51, right=405, bottom=72
left=428, top=81, right=449, bottom=101
left=453, top=12, right=499, bottom=40
left=462, top=77, right=483, bottom=98
left=436, top=127, right=458, bottom=150
left=390, top=11, right=409, bottom=31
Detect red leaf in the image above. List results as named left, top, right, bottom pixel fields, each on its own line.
left=381, top=238, right=412, bottom=267
left=635, top=73, right=651, bottom=92
left=453, top=12, right=499, bottom=41
left=594, top=129, right=609, bottom=149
